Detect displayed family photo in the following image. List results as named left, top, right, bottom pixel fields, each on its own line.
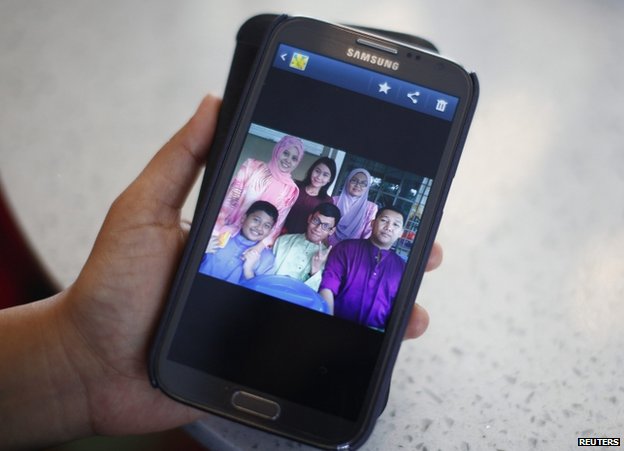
left=198, top=123, right=433, bottom=331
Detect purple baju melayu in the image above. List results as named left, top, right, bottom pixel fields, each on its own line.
left=319, top=239, right=405, bottom=329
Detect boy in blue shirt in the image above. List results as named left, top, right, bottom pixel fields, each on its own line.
left=198, top=201, right=277, bottom=283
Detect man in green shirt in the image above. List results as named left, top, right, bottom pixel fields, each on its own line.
left=272, top=203, right=341, bottom=290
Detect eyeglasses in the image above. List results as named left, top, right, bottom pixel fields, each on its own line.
left=349, top=179, right=368, bottom=188
left=310, top=217, right=334, bottom=232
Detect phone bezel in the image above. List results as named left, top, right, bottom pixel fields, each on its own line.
left=151, top=16, right=476, bottom=449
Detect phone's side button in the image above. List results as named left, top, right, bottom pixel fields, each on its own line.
left=231, top=390, right=281, bottom=420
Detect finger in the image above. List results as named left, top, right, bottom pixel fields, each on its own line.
left=404, top=304, right=430, bottom=340
left=425, top=242, right=443, bottom=272
left=133, top=95, right=222, bottom=212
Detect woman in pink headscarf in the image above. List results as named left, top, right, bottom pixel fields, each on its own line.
left=328, top=168, right=378, bottom=246
left=213, top=135, right=304, bottom=246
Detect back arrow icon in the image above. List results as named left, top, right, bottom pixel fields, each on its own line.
left=280, top=53, right=288, bottom=61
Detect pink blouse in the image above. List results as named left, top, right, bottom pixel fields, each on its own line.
left=214, top=158, right=299, bottom=246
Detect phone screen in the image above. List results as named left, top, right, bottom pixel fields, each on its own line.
left=165, top=42, right=459, bottom=422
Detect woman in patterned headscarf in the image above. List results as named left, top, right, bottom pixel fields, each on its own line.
left=213, top=135, right=304, bottom=247
left=328, top=168, right=378, bottom=246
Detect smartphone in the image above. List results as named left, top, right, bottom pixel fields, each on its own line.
left=150, top=15, right=478, bottom=449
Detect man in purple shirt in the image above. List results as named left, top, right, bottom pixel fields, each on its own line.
left=319, top=206, right=406, bottom=329
left=198, top=200, right=277, bottom=283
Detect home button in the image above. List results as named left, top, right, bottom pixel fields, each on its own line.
left=231, top=390, right=281, bottom=420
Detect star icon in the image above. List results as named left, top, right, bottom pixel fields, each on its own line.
left=378, top=81, right=391, bottom=94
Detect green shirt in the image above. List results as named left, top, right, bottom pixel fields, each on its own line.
left=272, top=233, right=329, bottom=291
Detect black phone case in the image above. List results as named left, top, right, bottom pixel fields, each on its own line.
left=149, top=13, right=479, bottom=447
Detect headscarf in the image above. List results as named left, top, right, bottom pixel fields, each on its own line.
left=266, top=135, right=305, bottom=184
left=334, top=168, right=373, bottom=241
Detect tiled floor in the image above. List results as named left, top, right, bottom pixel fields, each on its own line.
left=1, top=1, right=622, bottom=449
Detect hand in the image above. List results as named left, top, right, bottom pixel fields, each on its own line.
left=0, top=94, right=441, bottom=449
left=310, top=244, right=332, bottom=275
left=242, top=240, right=266, bottom=258
left=241, top=247, right=261, bottom=279
left=59, top=96, right=221, bottom=436
left=206, top=234, right=223, bottom=253
left=404, top=242, right=443, bottom=340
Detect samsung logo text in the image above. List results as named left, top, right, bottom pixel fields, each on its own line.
left=346, top=48, right=400, bottom=70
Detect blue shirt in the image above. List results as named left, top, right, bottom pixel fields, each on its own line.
left=198, top=234, right=275, bottom=284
